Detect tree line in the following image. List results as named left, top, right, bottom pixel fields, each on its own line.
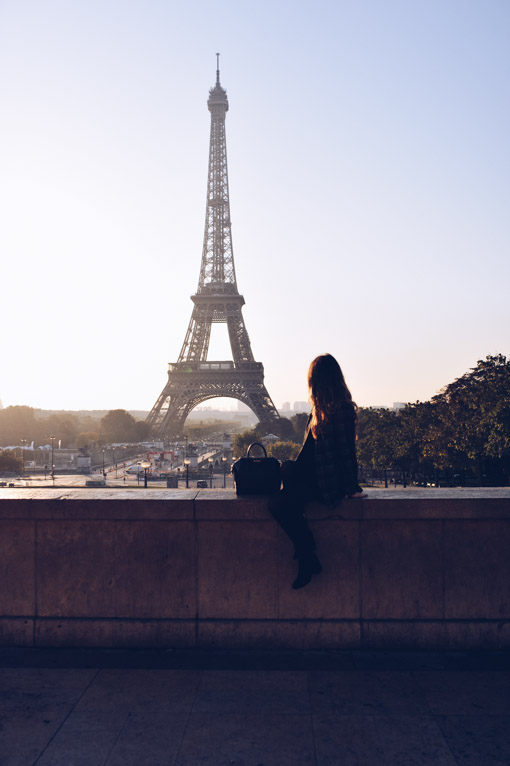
left=357, top=354, right=510, bottom=486
left=0, top=407, right=150, bottom=450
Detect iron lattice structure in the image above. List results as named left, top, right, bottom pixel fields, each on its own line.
left=146, top=60, right=280, bottom=438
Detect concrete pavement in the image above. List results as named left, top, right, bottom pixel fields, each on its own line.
left=1, top=648, right=509, bottom=765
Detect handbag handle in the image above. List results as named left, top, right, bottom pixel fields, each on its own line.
left=247, top=442, right=268, bottom=459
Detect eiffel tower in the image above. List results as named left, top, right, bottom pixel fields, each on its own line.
left=147, top=57, right=280, bottom=438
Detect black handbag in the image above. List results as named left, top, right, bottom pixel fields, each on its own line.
left=232, top=443, right=281, bottom=495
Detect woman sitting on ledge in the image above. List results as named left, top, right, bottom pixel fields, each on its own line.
left=271, top=353, right=365, bottom=590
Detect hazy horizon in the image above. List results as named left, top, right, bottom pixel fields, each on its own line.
left=2, top=1, right=508, bottom=412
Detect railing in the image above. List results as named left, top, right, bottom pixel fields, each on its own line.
left=168, top=361, right=263, bottom=373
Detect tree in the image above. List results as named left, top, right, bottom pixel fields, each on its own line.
left=266, top=441, right=300, bottom=461
left=41, top=413, right=79, bottom=448
left=269, top=417, right=296, bottom=441
left=290, top=413, right=309, bottom=443
left=357, top=407, right=399, bottom=471
left=132, top=420, right=151, bottom=442
left=0, top=406, right=38, bottom=447
left=76, top=432, right=99, bottom=449
left=0, top=450, right=22, bottom=473
left=232, top=428, right=259, bottom=458
left=393, top=402, right=436, bottom=478
left=432, top=354, right=510, bottom=483
left=99, top=409, right=142, bottom=443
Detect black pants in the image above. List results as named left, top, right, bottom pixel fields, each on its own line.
left=270, top=460, right=321, bottom=559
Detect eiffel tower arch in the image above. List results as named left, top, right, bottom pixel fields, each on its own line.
left=147, top=58, right=280, bottom=438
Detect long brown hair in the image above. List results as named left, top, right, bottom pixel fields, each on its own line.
left=308, top=353, right=356, bottom=437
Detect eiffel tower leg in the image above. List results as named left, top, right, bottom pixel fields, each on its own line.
left=178, top=306, right=212, bottom=363
left=146, top=383, right=191, bottom=438
left=226, top=307, right=255, bottom=363
left=231, top=368, right=280, bottom=425
left=157, top=398, right=189, bottom=437
left=243, top=389, right=280, bottom=425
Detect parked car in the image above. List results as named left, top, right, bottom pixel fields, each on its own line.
left=196, top=479, right=208, bottom=488
left=126, top=465, right=145, bottom=474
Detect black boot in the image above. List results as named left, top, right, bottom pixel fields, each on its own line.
left=293, top=551, right=322, bottom=573
left=270, top=494, right=321, bottom=588
left=292, top=552, right=322, bottom=589
left=292, top=557, right=313, bottom=589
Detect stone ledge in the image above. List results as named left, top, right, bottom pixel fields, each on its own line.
left=0, top=490, right=509, bottom=649
left=0, top=487, right=509, bottom=520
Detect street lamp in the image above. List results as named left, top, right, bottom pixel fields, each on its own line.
left=222, top=456, right=227, bottom=488
left=20, top=439, right=27, bottom=476
left=113, top=447, right=117, bottom=478
left=184, top=458, right=190, bottom=488
left=49, top=436, right=56, bottom=485
left=140, top=460, right=151, bottom=489
left=208, top=457, right=214, bottom=488
left=102, top=449, right=105, bottom=478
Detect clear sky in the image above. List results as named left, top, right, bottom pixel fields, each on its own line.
left=1, top=0, right=509, bottom=413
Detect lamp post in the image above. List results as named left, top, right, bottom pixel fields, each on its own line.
left=113, top=447, right=117, bottom=478
left=20, top=439, right=27, bottom=476
left=49, top=436, right=56, bottom=485
left=140, top=460, right=151, bottom=489
left=102, top=449, right=105, bottom=478
left=184, top=458, right=190, bottom=489
left=222, top=456, right=227, bottom=488
left=208, top=457, right=214, bottom=488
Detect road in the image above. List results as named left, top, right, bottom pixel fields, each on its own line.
left=8, top=468, right=236, bottom=490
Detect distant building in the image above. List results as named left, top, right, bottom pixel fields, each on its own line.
left=141, top=441, right=164, bottom=450
left=281, top=401, right=291, bottom=412
left=393, top=402, right=406, bottom=410
left=76, top=454, right=92, bottom=473
left=293, top=401, right=309, bottom=413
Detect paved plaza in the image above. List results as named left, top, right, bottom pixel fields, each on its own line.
left=0, top=647, right=509, bottom=765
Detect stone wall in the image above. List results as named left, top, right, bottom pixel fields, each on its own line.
left=1, top=488, right=509, bottom=649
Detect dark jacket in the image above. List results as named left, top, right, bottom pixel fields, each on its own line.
left=298, top=403, right=360, bottom=505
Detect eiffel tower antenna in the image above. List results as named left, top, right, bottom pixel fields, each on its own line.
left=146, top=59, right=280, bottom=438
